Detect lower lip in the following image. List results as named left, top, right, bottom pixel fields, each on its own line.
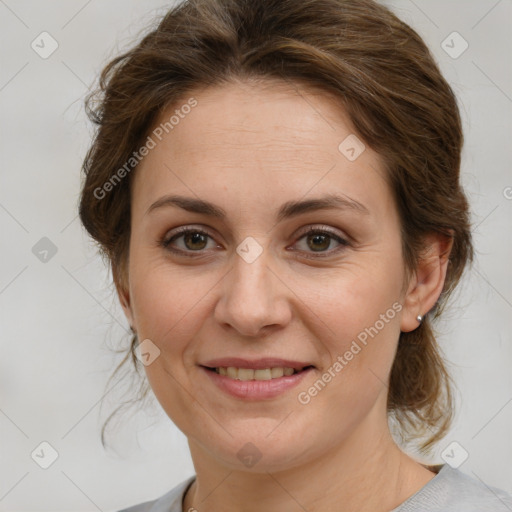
left=201, top=366, right=314, bottom=400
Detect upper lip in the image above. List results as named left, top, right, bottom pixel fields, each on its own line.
left=201, top=358, right=314, bottom=371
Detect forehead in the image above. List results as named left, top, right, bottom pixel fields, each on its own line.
left=132, top=79, right=394, bottom=222
left=155, top=79, right=356, bottom=155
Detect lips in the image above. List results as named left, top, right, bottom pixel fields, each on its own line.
left=200, top=358, right=315, bottom=399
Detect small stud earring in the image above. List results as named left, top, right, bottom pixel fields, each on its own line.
left=416, top=315, right=423, bottom=324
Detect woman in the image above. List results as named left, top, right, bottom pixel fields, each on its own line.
left=79, top=0, right=512, bottom=510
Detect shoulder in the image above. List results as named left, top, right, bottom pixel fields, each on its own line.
left=393, top=464, right=512, bottom=511
left=117, top=476, right=195, bottom=512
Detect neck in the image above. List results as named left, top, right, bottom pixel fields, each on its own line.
left=183, top=407, right=436, bottom=512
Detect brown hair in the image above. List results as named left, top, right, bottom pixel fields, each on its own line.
left=79, top=0, right=473, bottom=453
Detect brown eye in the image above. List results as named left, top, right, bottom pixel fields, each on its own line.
left=162, top=227, right=218, bottom=255
left=182, top=231, right=209, bottom=251
left=293, top=227, right=349, bottom=257
left=306, top=233, right=332, bottom=252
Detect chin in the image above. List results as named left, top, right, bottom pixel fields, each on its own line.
left=189, top=419, right=327, bottom=473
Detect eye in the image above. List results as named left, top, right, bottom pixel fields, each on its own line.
left=161, top=226, right=219, bottom=256
left=292, top=225, right=349, bottom=257
left=160, top=224, right=349, bottom=258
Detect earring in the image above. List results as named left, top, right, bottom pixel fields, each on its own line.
left=416, top=315, right=423, bottom=324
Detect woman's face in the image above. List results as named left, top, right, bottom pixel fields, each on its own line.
left=121, top=80, right=417, bottom=471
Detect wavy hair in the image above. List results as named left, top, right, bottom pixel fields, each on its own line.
left=79, top=0, right=473, bottom=453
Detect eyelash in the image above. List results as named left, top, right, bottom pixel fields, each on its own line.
left=160, top=225, right=349, bottom=259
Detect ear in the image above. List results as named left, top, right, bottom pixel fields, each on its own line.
left=400, top=232, right=454, bottom=332
left=113, top=268, right=135, bottom=331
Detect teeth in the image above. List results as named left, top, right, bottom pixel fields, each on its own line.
left=238, top=368, right=254, bottom=380
left=215, top=367, right=299, bottom=380
left=271, top=367, right=284, bottom=378
left=254, top=369, right=272, bottom=380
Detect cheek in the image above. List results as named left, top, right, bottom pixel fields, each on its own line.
left=127, top=256, right=215, bottom=428
left=310, top=258, right=404, bottom=339
left=128, top=252, right=221, bottom=354
left=300, top=297, right=401, bottom=433
left=306, top=255, right=404, bottom=393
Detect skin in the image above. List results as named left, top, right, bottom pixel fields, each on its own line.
left=117, top=79, right=453, bottom=512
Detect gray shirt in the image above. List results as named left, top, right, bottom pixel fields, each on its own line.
left=118, top=464, right=512, bottom=511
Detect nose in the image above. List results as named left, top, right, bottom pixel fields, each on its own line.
left=213, top=244, right=292, bottom=338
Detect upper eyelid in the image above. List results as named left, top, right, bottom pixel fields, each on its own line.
left=163, top=225, right=216, bottom=244
left=294, top=224, right=346, bottom=238
left=164, top=224, right=346, bottom=240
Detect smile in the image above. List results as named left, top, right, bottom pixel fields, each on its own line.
left=200, top=359, right=315, bottom=400
left=213, top=366, right=303, bottom=380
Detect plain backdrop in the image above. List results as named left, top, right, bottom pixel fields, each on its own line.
left=0, top=0, right=511, bottom=510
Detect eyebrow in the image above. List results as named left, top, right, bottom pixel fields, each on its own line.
left=145, top=193, right=370, bottom=220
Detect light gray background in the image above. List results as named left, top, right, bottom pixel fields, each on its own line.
left=0, top=1, right=511, bottom=510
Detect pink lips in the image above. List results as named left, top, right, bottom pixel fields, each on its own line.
left=200, top=357, right=314, bottom=400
